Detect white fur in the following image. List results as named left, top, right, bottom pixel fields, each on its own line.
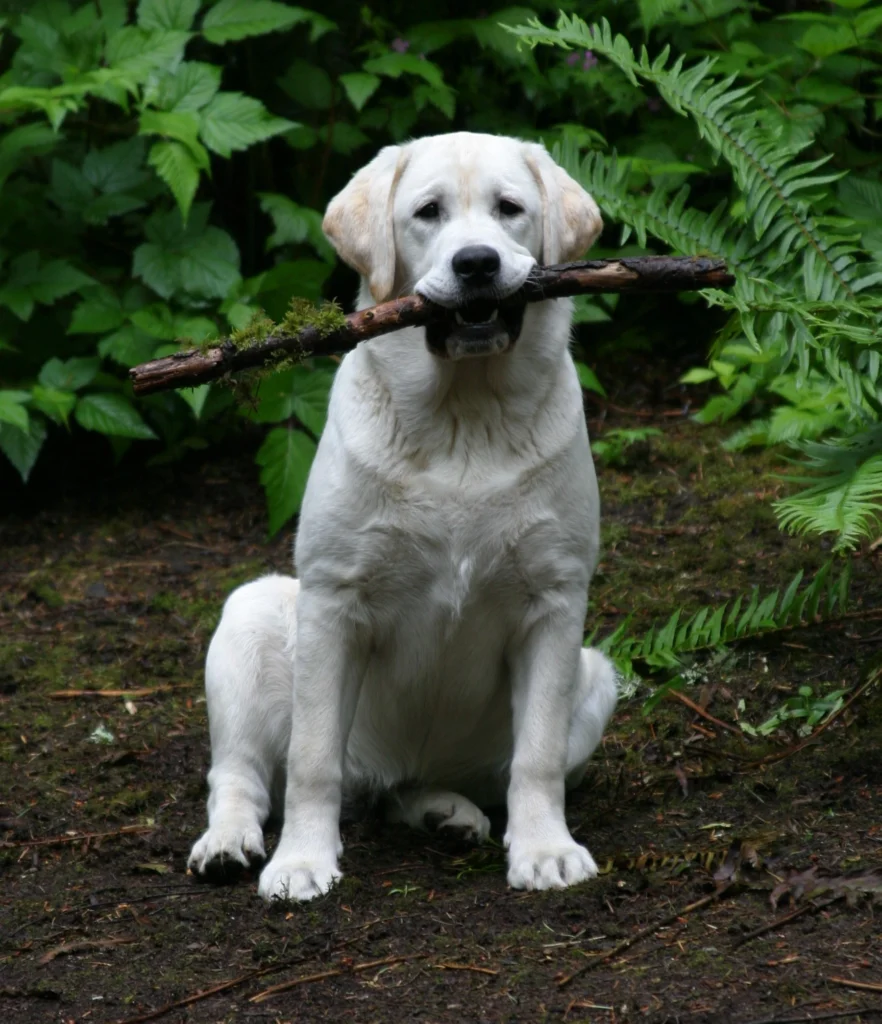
left=189, top=133, right=617, bottom=901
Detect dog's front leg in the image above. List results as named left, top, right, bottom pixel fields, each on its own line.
left=258, top=596, right=366, bottom=902
left=505, top=612, right=598, bottom=891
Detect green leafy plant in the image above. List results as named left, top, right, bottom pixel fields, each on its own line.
left=739, top=685, right=847, bottom=739
left=510, top=13, right=882, bottom=550
left=0, top=0, right=326, bottom=493
left=591, top=426, right=661, bottom=467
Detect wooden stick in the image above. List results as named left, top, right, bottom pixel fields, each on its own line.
left=667, top=687, right=742, bottom=735
left=1, top=825, right=155, bottom=849
left=130, top=256, right=733, bottom=396
left=829, top=977, right=882, bottom=994
left=249, top=952, right=428, bottom=1003
left=556, top=883, right=733, bottom=987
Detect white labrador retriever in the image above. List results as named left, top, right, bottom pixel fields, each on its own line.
left=188, top=133, right=618, bottom=901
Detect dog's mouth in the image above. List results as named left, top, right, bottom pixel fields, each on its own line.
left=425, top=299, right=526, bottom=360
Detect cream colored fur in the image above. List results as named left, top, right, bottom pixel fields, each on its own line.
left=189, top=133, right=617, bottom=901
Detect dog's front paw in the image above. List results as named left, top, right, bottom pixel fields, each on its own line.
left=258, top=854, right=342, bottom=902
left=506, top=840, right=598, bottom=891
left=188, top=824, right=266, bottom=882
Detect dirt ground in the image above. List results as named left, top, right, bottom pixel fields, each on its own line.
left=2, top=378, right=882, bottom=1024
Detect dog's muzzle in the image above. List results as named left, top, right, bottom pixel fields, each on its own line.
left=425, top=298, right=526, bottom=360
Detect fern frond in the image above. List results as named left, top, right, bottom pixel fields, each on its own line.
left=594, top=560, right=851, bottom=670
left=514, top=15, right=866, bottom=302
left=774, top=426, right=882, bottom=549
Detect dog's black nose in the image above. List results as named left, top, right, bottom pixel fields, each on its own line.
left=452, top=245, right=500, bottom=283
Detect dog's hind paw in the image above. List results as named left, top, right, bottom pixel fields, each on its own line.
left=188, top=824, right=266, bottom=883
left=389, top=789, right=491, bottom=844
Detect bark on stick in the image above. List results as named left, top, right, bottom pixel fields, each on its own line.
left=129, top=256, right=733, bottom=396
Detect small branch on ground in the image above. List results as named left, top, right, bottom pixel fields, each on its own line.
left=731, top=897, right=837, bottom=949
left=129, top=256, right=734, bottom=396
left=249, top=953, right=428, bottom=1003
left=741, top=1009, right=882, bottom=1024
left=829, top=977, right=882, bottom=995
left=556, top=882, right=734, bottom=986
left=1, top=825, right=155, bottom=849
left=667, top=687, right=743, bottom=735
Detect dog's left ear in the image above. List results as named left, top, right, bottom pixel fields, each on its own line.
left=525, top=145, right=603, bottom=264
left=323, top=144, right=408, bottom=303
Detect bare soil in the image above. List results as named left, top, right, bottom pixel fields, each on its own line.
left=2, top=383, right=882, bottom=1024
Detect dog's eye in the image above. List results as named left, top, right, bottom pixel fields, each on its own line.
left=498, top=199, right=523, bottom=217
left=415, top=202, right=440, bottom=220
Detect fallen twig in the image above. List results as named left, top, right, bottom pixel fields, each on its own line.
left=249, top=952, right=428, bottom=1003
left=829, top=977, right=882, bottom=995
left=111, top=917, right=387, bottom=1024
left=434, top=962, right=499, bottom=975
left=667, top=688, right=742, bottom=735
left=1, top=825, right=154, bottom=849
left=732, top=898, right=837, bottom=949
left=48, top=684, right=189, bottom=699
left=39, top=936, right=135, bottom=965
left=557, top=882, right=734, bottom=986
left=129, top=256, right=733, bottom=396
left=741, top=1008, right=882, bottom=1024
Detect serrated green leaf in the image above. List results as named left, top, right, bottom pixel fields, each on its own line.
left=82, top=138, right=151, bottom=194
left=140, top=110, right=209, bottom=168
left=256, top=426, right=316, bottom=535
left=154, top=61, right=221, bottom=112
left=199, top=92, right=296, bottom=157
left=138, top=0, right=200, bottom=31
left=98, top=326, right=159, bottom=368
left=0, top=253, right=92, bottom=320
left=105, top=26, right=191, bottom=77
left=84, top=193, right=146, bottom=225
left=68, top=288, right=125, bottom=335
left=363, top=52, right=447, bottom=90
left=31, top=386, right=77, bottom=427
left=133, top=207, right=241, bottom=300
left=202, top=0, right=314, bottom=43
left=339, top=72, right=381, bottom=112
left=0, top=417, right=47, bottom=483
left=39, top=356, right=101, bottom=392
left=49, top=159, right=94, bottom=212
left=130, top=304, right=177, bottom=340
left=75, top=393, right=157, bottom=440
left=258, top=193, right=335, bottom=260
left=251, top=366, right=335, bottom=434
left=0, top=391, right=29, bottom=431
left=148, top=140, right=201, bottom=221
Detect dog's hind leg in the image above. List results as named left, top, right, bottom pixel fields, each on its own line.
left=188, top=575, right=298, bottom=881
left=564, top=648, right=618, bottom=790
left=387, top=788, right=491, bottom=843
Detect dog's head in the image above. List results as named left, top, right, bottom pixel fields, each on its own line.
left=323, top=133, right=602, bottom=360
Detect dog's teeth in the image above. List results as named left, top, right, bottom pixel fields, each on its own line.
left=488, top=309, right=498, bottom=321
left=455, top=312, right=465, bottom=324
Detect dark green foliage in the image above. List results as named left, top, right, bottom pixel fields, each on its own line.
left=1, top=0, right=880, bottom=538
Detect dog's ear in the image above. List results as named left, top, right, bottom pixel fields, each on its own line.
left=323, top=145, right=408, bottom=303
left=525, top=145, right=603, bottom=264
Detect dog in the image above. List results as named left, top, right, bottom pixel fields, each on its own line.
left=188, top=132, right=618, bottom=901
